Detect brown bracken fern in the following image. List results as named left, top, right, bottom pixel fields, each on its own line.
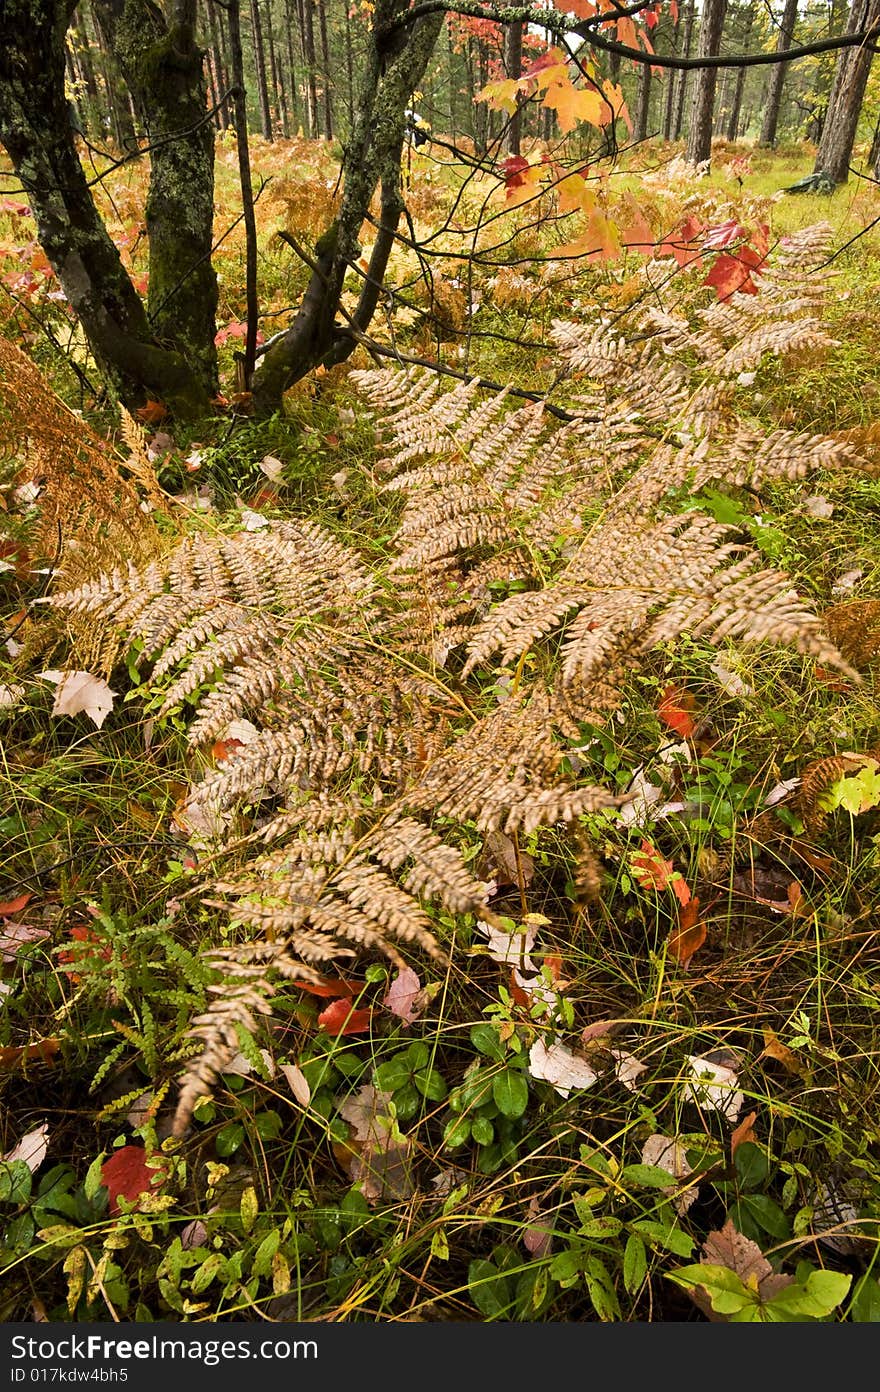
left=45, top=223, right=866, bottom=1134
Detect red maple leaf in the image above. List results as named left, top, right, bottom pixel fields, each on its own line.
left=632, top=839, right=692, bottom=906
left=704, top=245, right=767, bottom=300
left=501, top=155, right=530, bottom=190
left=668, top=896, right=706, bottom=967
left=657, top=683, right=697, bottom=738
left=292, top=976, right=367, bottom=999
left=317, top=998, right=372, bottom=1034
left=100, top=1146, right=165, bottom=1216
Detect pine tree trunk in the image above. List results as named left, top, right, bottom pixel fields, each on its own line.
left=662, top=9, right=680, bottom=141
left=206, top=0, right=229, bottom=127
left=760, top=0, right=798, bottom=146
left=264, top=0, right=289, bottom=137
left=673, top=0, right=695, bottom=139
left=283, top=0, right=300, bottom=131
left=686, top=0, right=727, bottom=164
left=726, top=9, right=752, bottom=141
left=814, top=0, right=880, bottom=180
left=504, top=19, right=523, bottom=155
left=317, top=0, right=332, bottom=140
left=300, top=0, right=318, bottom=138
left=250, top=0, right=273, bottom=137
left=634, top=59, right=651, bottom=142
left=0, top=0, right=211, bottom=414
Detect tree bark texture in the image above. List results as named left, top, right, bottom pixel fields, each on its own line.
left=814, top=0, right=880, bottom=180
left=760, top=0, right=799, bottom=146
left=686, top=0, right=726, bottom=164
left=93, top=0, right=219, bottom=392
left=0, top=0, right=212, bottom=414
left=634, top=58, right=651, bottom=142
left=249, top=0, right=273, bottom=137
left=251, top=0, right=444, bottom=411
left=673, top=0, right=695, bottom=139
left=504, top=19, right=523, bottom=155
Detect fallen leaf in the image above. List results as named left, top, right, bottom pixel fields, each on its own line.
left=0, top=1039, right=59, bottom=1070
left=684, top=1054, right=744, bottom=1122
left=612, top=1049, right=647, bottom=1091
left=710, top=660, right=753, bottom=699
left=632, top=839, right=691, bottom=905
left=476, top=830, right=534, bottom=889
left=258, top=455, right=285, bottom=481
left=760, top=1028, right=805, bottom=1076
left=668, top=897, right=706, bottom=968
left=40, top=670, right=116, bottom=729
left=383, top=966, right=422, bottom=1024
left=522, top=1196, right=554, bottom=1257
left=0, top=683, right=26, bottom=711
left=763, top=777, right=801, bottom=807
left=317, top=998, right=372, bottom=1035
left=3, top=1122, right=49, bottom=1173
left=337, top=1085, right=412, bottom=1203
left=528, top=1038, right=599, bottom=1097
left=134, top=400, right=167, bottom=425
left=641, top=1133, right=698, bottom=1215
left=730, top=1111, right=758, bottom=1155
left=280, top=1062, right=311, bottom=1107
left=802, top=495, right=834, bottom=519
left=686, top=1219, right=793, bottom=1320
left=180, top=1219, right=207, bottom=1250
left=0, top=893, right=32, bottom=917
left=0, top=920, right=51, bottom=962
left=658, top=683, right=697, bottom=737
left=291, top=976, right=366, bottom=998
left=100, top=1145, right=165, bottom=1216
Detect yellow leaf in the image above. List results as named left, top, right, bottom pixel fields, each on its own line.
left=477, top=77, right=522, bottom=116
left=556, top=171, right=597, bottom=217
left=549, top=209, right=622, bottom=263
left=542, top=77, right=605, bottom=135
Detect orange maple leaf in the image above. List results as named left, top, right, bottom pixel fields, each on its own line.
left=668, top=897, right=706, bottom=966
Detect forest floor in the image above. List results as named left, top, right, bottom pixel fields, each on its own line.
left=1, top=137, right=880, bottom=1323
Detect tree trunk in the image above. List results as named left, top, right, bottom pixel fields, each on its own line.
left=205, top=0, right=229, bottom=128
left=814, top=0, right=880, bottom=180
left=251, top=0, right=444, bottom=410
left=673, top=0, right=695, bottom=139
left=0, top=0, right=211, bottom=414
left=686, top=0, right=727, bottom=165
left=69, top=6, right=101, bottom=137
left=634, top=59, right=651, bottom=143
left=250, top=0, right=273, bottom=137
left=317, top=0, right=332, bottom=140
left=93, top=0, right=219, bottom=394
left=726, top=8, right=752, bottom=141
left=504, top=19, right=523, bottom=155
left=300, top=0, right=318, bottom=138
left=760, top=0, right=798, bottom=146
left=662, top=9, right=680, bottom=141
left=264, top=0, right=289, bottom=137
left=283, top=0, right=300, bottom=132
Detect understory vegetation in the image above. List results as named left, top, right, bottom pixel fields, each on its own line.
left=2, top=139, right=880, bottom=1324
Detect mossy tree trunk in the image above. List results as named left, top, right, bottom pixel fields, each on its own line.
left=250, top=0, right=444, bottom=413
left=92, top=0, right=219, bottom=393
left=814, top=0, right=880, bottom=181
left=0, top=0, right=211, bottom=416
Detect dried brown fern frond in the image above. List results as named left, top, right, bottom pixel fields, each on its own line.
left=463, top=511, right=853, bottom=703
left=821, top=600, right=880, bottom=671
left=0, top=339, right=162, bottom=580
left=798, top=751, right=880, bottom=833
left=50, top=519, right=377, bottom=744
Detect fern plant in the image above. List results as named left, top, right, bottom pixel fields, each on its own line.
left=45, top=221, right=866, bottom=1134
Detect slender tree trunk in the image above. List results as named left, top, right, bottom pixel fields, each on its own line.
left=250, top=0, right=273, bottom=137
left=283, top=0, right=300, bottom=132
left=686, top=0, right=727, bottom=164
left=206, top=0, right=229, bottom=127
left=264, top=0, right=289, bottom=136
left=344, top=0, right=355, bottom=132
left=673, top=0, right=695, bottom=139
left=69, top=7, right=101, bottom=136
left=870, top=107, right=880, bottom=169
left=662, top=10, right=680, bottom=141
left=814, top=0, right=880, bottom=180
left=504, top=19, right=523, bottom=155
left=227, top=0, right=260, bottom=381
left=317, top=0, right=332, bottom=140
left=0, top=0, right=210, bottom=414
left=251, top=0, right=444, bottom=410
left=92, top=0, right=219, bottom=392
left=634, top=59, right=651, bottom=142
left=300, top=0, right=318, bottom=138
left=726, top=8, right=752, bottom=140
left=760, top=0, right=798, bottom=146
